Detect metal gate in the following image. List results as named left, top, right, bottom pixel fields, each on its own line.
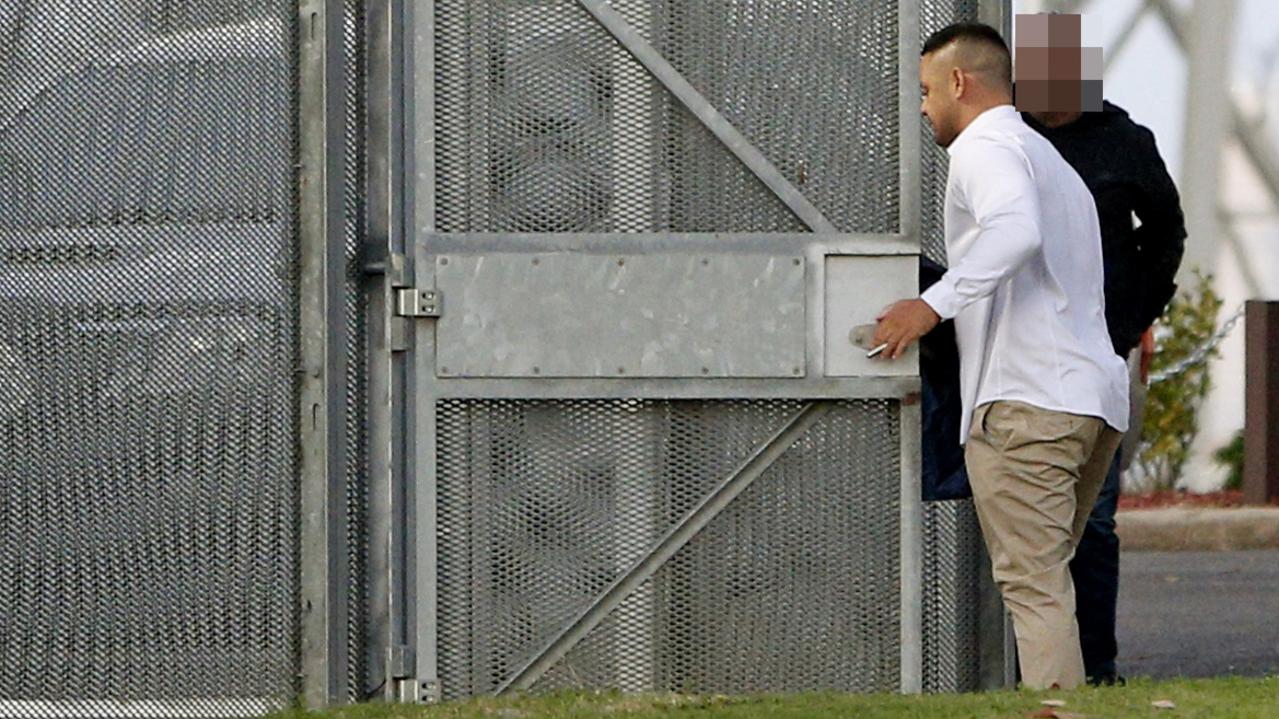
left=0, top=0, right=1011, bottom=714
left=393, top=0, right=1012, bottom=702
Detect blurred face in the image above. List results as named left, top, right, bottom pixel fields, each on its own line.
left=919, top=50, right=961, bottom=148
left=1027, top=110, right=1084, bottom=129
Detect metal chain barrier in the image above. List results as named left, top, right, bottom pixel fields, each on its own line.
left=1149, top=302, right=1247, bottom=385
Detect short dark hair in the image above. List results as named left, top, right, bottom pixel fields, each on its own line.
left=922, top=22, right=1009, bottom=57
left=921, top=22, right=1012, bottom=86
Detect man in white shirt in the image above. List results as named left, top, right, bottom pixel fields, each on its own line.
left=873, top=23, right=1130, bottom=690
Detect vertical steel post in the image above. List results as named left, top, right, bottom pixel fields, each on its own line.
left=899, top=0, right=922, bottom=241
left=366, top=0, right=414, bottom=702
left=298, top=0, right=350, bottom=707
left=408, top=0, right=443, bottom=703
left=976, top=540, right=1017, bottom=690
left=898, top=0, right=924, bottom=696
left=979, top=0, right=1013, bottom=40
left=899, top=399, right=924, bottom=694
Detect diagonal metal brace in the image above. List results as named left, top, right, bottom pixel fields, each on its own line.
left=576, top=0, right=838, bottom=234
left=496, top=400, right=835, bottom=694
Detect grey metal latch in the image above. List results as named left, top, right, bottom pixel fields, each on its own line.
left=395, top=288, right=442, bottom=318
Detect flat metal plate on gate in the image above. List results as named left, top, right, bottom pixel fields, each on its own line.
left=434, top=253, right=805, bottom=378
left=824, top=255, right=918, bottom=377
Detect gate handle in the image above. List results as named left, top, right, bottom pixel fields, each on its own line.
left=849, top=323, right=878, bottom=350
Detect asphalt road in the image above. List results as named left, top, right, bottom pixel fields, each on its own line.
left=1118, top=549, right=1279, bottom=679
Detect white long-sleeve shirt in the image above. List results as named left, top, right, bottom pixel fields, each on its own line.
left=920, top=105, right=1129, bottom=443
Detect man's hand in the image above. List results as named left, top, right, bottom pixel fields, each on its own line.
left=1139, top=326, right=1155, bottom=384
left=873, top=299, right=941, bottom=360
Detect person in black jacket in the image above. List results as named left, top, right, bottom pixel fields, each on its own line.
left=1023, top=101, right=1186, bottom=359
left=1023, top=101, right=1186, bottom=686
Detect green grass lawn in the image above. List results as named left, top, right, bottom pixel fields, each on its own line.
left=272, top=676, right=1278, bottom=718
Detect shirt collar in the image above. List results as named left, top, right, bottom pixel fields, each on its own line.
left=946, top=104, right=1018, bottom=156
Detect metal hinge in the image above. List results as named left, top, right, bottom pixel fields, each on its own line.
left=419, top=678, right=441, bottom=703
left=395, top=288, right=441, bottom=318
left=385, top=639, right=437, bottom=704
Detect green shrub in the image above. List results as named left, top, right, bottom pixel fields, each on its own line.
left=1213, top=430, right=1245, bottom=492
left=1131, top=270, right=1223, bottom=492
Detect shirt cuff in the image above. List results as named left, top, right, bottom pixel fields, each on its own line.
left=920, top=279, right=961, bottom=321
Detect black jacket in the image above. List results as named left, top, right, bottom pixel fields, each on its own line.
left=1022, top=101, right=1187, bottom=356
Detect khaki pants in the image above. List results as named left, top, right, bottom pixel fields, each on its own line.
left=966, top=401, right=1123, bottom=690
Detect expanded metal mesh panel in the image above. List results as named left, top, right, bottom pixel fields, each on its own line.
left=342, top=0, right=373, bottom=703
left=920, top=0, right=981, bottom=265
left=624, top=0, right=901, bottom=234
left=435, top=399, right=901, bottom=698
left=921, top=499, right=983, bottom=693
left=432, top=1, right=899, bottom=234
left=0, top=1, right=299, bottom=716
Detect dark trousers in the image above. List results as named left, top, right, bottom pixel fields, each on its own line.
left=1069, top=451, right=1123, bottom=679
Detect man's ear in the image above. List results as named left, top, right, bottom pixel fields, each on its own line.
left=950, top=67, right=966, bottom=99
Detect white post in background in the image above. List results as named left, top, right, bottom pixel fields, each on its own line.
left=1177, top=0, right=1236, bottom=285
left=1178, top=0, right=1238, bottom=491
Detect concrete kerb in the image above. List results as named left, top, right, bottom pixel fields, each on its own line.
left=1117, top=507, right=1279, bottom=552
